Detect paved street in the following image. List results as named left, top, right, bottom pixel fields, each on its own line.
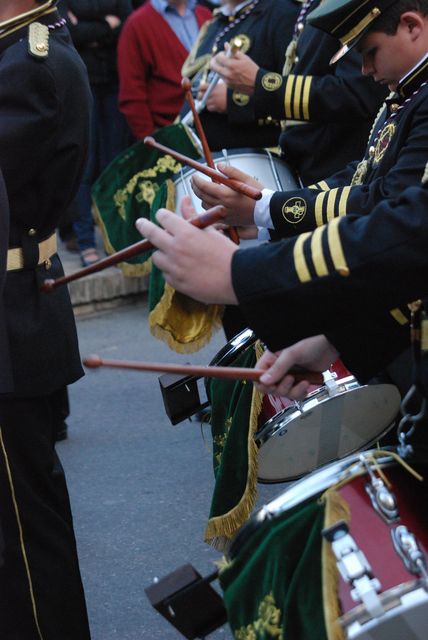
left=58, top=299, right=280, bottom=639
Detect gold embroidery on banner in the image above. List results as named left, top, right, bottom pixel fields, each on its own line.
left=282, top=197, right=307, bottom=224
left=113, top=155, right=182, bottom=220
left=373, top=122, right=396, bottom=164
left=234, top=593, right=283, bottom=640
left=213, top=417, right=233, bottom=466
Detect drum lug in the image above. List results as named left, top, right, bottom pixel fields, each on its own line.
left=391, top=525, right=428, bottom=582
left=322, top=520, right=384, bottom=618
left=323, top=369, right=340, bottom=397
left=365, top=479, right=399, bottom=523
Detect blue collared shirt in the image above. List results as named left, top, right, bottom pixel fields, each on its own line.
left=151, top=0, right=200, bottom=51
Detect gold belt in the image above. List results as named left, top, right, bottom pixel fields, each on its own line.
left=6, top=233, right=57, bottom=271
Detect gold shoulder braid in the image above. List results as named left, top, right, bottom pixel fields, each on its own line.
left=351, top=102, right=386, bottom=186
left=28, top=22, right=49, bottom=59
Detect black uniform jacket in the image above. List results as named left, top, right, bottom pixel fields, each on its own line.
left=1, top=11, right=91, bottom=397
left=267, top=57, right=428, bottom=237
left=232, top=181, right=428, bottom=383
left=0, top=170, right=12, bottom=394
left=251, top=0, right=387, bottom=184
left=181, top=0, right=300, bottom=150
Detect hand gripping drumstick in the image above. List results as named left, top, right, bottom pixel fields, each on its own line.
left=181, top=76, right=240, bottom=245
left=83, top=355, right=325, bottom=385
left=41, top=205, right=226, bottom=292
left=144, top=137, right=262, bottom=201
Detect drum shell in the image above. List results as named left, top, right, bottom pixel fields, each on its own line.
left=255, top=378, right=401, bottom=483
left=173, top=148, right=299, bottom=214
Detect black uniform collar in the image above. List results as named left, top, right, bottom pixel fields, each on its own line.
left=397, top=53, right=428, bottom=99
left=0, top=8, right=60, bottom=55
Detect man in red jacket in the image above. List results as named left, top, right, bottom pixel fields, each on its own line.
left=118, top=0, right=211, bottom=139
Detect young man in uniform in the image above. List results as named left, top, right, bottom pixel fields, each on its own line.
left=180, top=0, right=300, bottom=150
left=207, top=0, right=388, bottom=184
left=0, top=1, right=92, bottom=638
left=191, top=0, right=428, bottom=246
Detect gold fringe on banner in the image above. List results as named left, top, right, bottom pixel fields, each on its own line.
left=149, top=180, right=224, bottom=353
left=321, top=489, right=350, bottom=640
left=204, top=342, right=265, bottom=549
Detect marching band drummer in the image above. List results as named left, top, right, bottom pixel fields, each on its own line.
left=0, top=1, right=92, bottom=637
left=192, top=0, right=428, bottom=249
left=207, top=0, right=388, bottom=184
left=180, top=0, right=301, bottom=150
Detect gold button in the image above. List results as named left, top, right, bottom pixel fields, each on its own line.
left=297, top=22, right=304, bottom=32
left=266, top=115, right=273, bottom=123
left=294, top=57, right=299, bottom=63
left=390, top=103, right=399, bottom=113
left=36, top=42, right=48, bottom=53
left=368, top=146, right=375, bottom=157
left=44, top=258, right=52, bottom=270
left=28, top=228, right=37, bottom=236
left=337, top=266, right=350, bottom=277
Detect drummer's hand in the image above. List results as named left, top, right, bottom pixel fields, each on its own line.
left=210, top=47, right=259, bottom=95
left=135, top=209, right=239, bottom=304
left=197, top=81, right=227, bottom=113
left=255, top=336, right=340, bottom=400
left=191, top=164, right=262, bottom=226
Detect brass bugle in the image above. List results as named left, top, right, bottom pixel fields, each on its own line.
left=41, top=205, right=226, bottom=292
left=144, top=136, right=262, bottom=201
left=83, top=354, right=324, bottom=385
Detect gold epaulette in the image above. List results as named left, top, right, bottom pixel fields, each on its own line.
left=28, top=22, right=49, bottom=59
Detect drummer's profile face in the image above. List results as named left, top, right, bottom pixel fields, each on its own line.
left=358, top=12, right=428, bottom=91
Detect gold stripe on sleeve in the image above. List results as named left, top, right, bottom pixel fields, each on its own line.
left=390, top=308, right=409, bottom=325
left=302, top=76, right=312, bottom=120
left=293, top=232, right=312, bottom=282
left=317, top=180, right=330, bottom=191
left=327, top=218, right=349, bottom=273
left=315, top=191, right=328, bottom=227
left=284, top=75, right=295, bottom=119
left=311, top=226, right=328, bottom=277
left=338, top=186, right=351, bottom=216
left=326, top=188, right=339, bottom=222
left=293, top=75, right=304, bottom=120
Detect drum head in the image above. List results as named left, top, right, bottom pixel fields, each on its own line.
left=256, top=382, right=401, bottom=483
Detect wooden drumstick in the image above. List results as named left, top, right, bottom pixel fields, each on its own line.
left=144, top=137, right=262, bottom=201
left=181, top=77, right=240, bottom=245
left=83, top=355, right=324, bottom=385
left=41, top=205, right=226, bottom=292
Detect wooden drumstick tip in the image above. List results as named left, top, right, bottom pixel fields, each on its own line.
left=40, top=278, right=56, bottom=292
left=144, top=136, right=155, bottom=146
left=181, top=77, right=192, bottom=92
left=83, top=354, right=103, bottom=369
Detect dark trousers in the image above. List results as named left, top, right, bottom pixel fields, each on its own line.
left=0, top=394, right=91, bottom=639
left=74, top=85, right=130, bottom=251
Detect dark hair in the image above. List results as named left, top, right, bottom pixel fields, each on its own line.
left=370, top=0, right=428, bottom=34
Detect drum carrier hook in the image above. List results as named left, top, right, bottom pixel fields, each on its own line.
left=397, top=301, right=428, bottom=457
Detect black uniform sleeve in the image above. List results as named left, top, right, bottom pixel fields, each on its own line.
left=231, top=183, right=428, bottom=379
left=253, top=45, right=385, bottom=124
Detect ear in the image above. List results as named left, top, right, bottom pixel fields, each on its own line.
left=399, top=11, right=425, bottom=40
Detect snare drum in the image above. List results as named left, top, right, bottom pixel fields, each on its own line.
left=227, top=450, right=428, bottom=640
left=174, top=148, right=299, bottom=214
left=256, top=375, right=401, bottom=483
